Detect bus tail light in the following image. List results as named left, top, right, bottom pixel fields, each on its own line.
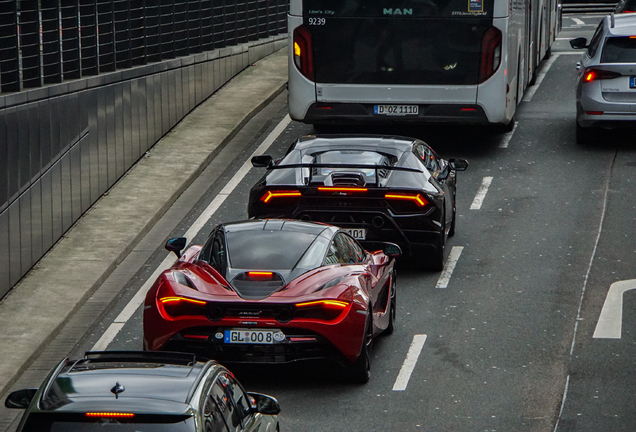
left=479, top=27, right=502, bottom=83
left=293, top=25, right=315, bottom=81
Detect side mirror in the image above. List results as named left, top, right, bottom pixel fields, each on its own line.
left=165, top=237, right=187, bottom=258
left=448, top=158, right=468, bottom=171
left=382, top=243, right=402, bottom=258
left=248, top=393, right=281, bottom=415
left=251, top=155, right=274, bottom=168
left=570, top=37, right=588, bottom=49
left=5, top=389, right=37, bottom=409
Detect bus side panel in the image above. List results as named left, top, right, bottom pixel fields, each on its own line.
left=288, top=15, right=317, bottom=122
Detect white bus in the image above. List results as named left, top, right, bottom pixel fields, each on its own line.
left=288, top=0, right=559, bottom=129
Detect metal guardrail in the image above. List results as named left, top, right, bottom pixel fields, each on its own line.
left=562, top=2, right=616, bottom=13
left=0, top=0, right=287, bottom=94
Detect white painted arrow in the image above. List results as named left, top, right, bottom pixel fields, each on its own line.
left=593, top=279, right=636, bottom=339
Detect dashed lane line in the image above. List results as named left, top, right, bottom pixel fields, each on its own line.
left=393, top=334, right=428, bottom=391
left=470, top=176, right=493, bottom=210
left=436, top=246, right=464, bottom=289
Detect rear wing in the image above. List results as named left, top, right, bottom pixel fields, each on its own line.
left=267, top=163, right=423, bottom=187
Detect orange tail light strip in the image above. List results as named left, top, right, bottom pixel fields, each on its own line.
left=86, top=413, right=135, bottom=418
left=261, top=190, right=302, bottom=203
left=295, top=300, right=350, bottom=309
left=385, top=193, right=428, bottom=207
left=159, top=297, right=207, bottom=305
left=317, top=187, right=368, bottom=192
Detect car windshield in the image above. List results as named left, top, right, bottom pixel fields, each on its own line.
left=601, top=36, right=636, bottom=63
left=22, top=414, right=195, bottom=432
left=226, top=231, right=317, bottom=270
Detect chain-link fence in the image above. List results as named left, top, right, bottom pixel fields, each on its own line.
left=0, top=0, right=287, bottom=93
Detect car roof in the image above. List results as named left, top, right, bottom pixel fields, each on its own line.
left=36, top=352, right=213, bottom=413
left=606, top=13, right=636, bottom=36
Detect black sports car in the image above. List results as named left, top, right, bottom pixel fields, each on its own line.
left=248, top=135, right=468, bottom=270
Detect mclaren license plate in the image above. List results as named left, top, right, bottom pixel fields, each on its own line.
left=344, top=228, right=366, bottom=240
left=224, top=329, right=285, bottom=344
left=374, top=105, right=418, bottom=116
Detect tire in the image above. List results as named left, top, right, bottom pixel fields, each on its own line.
left=383, top=272, right=397, bottom=336
left=347, top=318, right=372, bottom=384
left=425, top=219, right=446, bottom=271
left=544, top=45, right=552, bottom=60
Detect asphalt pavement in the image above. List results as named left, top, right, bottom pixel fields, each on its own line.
left=0, top=48, right=288, bottom=401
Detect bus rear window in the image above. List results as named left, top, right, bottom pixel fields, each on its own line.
left=304, top=0, right=494, bottom=18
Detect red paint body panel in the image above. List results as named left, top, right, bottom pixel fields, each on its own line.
left=143, top=247, right=394, bottom=365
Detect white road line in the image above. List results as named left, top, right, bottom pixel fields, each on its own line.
left=91, top=115, right=292, bottom=352
left=470, top=176, right=493, bottom=210
left=593, top=279, right=636, bottom=339
left=523, top=54, right=560, bottom=102
left=435, top=246, right=464, bottom=289
left=553, top=374, right=571, bottom=432
left=393, top=334, right=427, bottom=391
left=571, top=17, right=585, bottom=25
left=498, top=121, right=518, bottom=148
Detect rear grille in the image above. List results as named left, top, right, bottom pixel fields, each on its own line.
left=207, top=303, right=294, bottom=322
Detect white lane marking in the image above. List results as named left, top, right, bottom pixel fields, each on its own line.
left=470, top=176, right=493, bottom=210
left=571, top=17, right=585, bottom=25
left=559, top=52, right=585, bottom=55
left=393, top=334, right=427, bottom=391
left=553, top=374, right=571, bottom=432
left=593, top=279, right=636, bottom=339
left=498, top=121, right=518, bottom=148
left=523, top=54, right=560, bottom=102
left=436, top=246, right=464, bottom=289
left=91, top=115, right=292, bottom=351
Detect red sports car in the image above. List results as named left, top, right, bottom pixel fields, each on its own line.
left=143, top=219, right=400, bottom=383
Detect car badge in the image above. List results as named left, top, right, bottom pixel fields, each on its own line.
left=444, top=62, right=457, bottom=70
left=273, top=332, right=286, bottom=342
left=215, top=332, right=224, bottom=340
left=110, top=382, right=125, bottom=399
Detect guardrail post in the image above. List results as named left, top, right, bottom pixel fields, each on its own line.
left=61, top=0, right=81, bottom=80
left=41, top=0, right=63, bottom=84
left=20, top=0, right=43, bottom=88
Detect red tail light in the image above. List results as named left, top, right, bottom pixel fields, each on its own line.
left=157, top=282, right=207, bottom=319
left=294, top=300, right=350, bottom=322
left=479, top=27, right=502, bottom=83
left=385, top=193, right=428, bottom=206
left=247, top=271, right=275, bottom=280
left=293, top=25, right=314, bottom=81
left=260, top=190, right=302, bottom=203
left=582, top=68, right=622, bottom=82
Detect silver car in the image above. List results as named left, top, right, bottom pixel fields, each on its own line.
left=570, top=14, right=636, bottom=143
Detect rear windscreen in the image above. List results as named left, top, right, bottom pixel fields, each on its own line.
left=227, top=231, right=317, bottom=270
left=601, top=37, right=636, bottom=63
left=308, top=18, right=491, bottom=85
left=22, top=414, right=195, bottom=432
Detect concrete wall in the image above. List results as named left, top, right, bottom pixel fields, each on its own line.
left=0, top=35, right=287, bottom=298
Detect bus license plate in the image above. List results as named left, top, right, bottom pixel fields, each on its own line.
left=344, top=228, right=366, bottom=240
left=224, top=329, right=284, bottom=344
left=374, top=105, right=418, bottom=116
left=631, top=77, right=636, bottom=88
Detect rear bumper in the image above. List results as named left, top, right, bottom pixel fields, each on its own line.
left=144, top=307, right=367, bottom=364
left=302, top=102, right=489, bottom=125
